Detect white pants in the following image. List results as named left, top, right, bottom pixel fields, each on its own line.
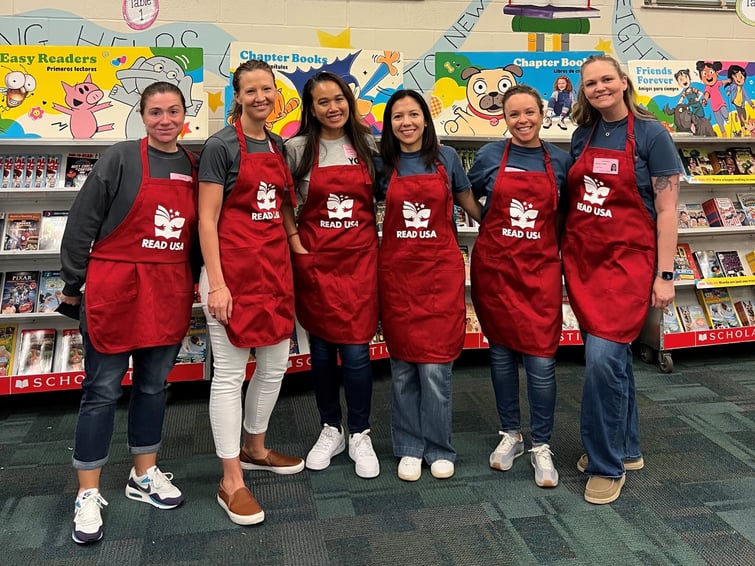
left=201, top=269, right=290, bottom=459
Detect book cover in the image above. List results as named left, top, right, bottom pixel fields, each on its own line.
left=736, top=192, right=755, bottom=226
left=662, top=304, right=683, bottom=334
left=45, top=155, right=62, bottom=188
left=465, top=302, right=481, bottom=333
left=15, top=328, right=56, bottom=375
left=734, top=300, right=755, bottom=326
left=674, top=243, right=700, bottom=280
left=33, top=155, right=47, bottom=189
left=729, top=147, right=755, bottom=175
left=716, top=250, right=748, bottom=277
left=56, top=328, right=85, bottom=372
left=697, top=287, right=741, bottom=329
left=693, top=250, right=724, bottom=279
left=176, top=307, right=207, bottom=364
left=38, top=210, right=69, bottom=251
left=459, top=244, right=470, bottom=283
left=733, top=200, right=748, bottom=227
left=676, top=304, right=709, bottom=332
left=11, top=155, right=26, bottom=188
left=708, top=149, right=737, bottom=175
left=375, top=201, right=386, bottom=234
left=562, top=300, right=579, bottom=330
left=679, top=148, right=714, bottom=176
left=23, top=154, right=37, bottom=188
left=0, top=324, right=18, bottom=376
left=702, top=197, right=741, bottom=228
left=677, top=203, right=691, bottom=229
left=1, top=270, right=40, bottom=314
left=37, top=270, right=65, bottom=313
left=371, top=320, right=385, bottom=344
left=453, top=205, right=467, bottom=228
left=3, top=212, right=41, bottom=251
left=63, top=153, right=99, bottom=188
left=289, top=326, right=300, bottom=356
left=684, top=202, right=709, bottom=228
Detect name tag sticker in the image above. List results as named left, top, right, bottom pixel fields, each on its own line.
left=343, top=145, right=357, bottom=159
left=593, top=158, right=619, bottom=175
left=170, top=173, right=193, bottom=182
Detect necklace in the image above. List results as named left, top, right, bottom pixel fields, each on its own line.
left=600, top=120, right=621, bottom=137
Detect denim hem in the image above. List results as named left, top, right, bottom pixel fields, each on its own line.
left=128, top=442, right=161, bottom=455
left=585, top=472, right=625, bottom=480
left=393, top=446, right=424, bottom=459
left=72, top=455, right=108, bottom=470
left=424, top=453, right=456, bottom=464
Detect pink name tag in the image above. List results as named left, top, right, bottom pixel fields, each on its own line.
left=170, top=173, right=193, bottom=182
left=593, top=158, right=619, bottom=175
left=343, top=145, right=357, bottom=159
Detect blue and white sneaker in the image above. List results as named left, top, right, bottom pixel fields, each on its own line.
left=489, top=431, right=524, bottom=471
left=72, top=488, right=108, bottom=545
left=124, top=465, right=184, bottom=509
left=530, top=444, right=559, bottom=488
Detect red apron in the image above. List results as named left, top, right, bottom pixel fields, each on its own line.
left=471, top=141, right=562, bottom=357
left=378, top=163, right=465, bottom=363
left=293, top=143, right=378, bottom=343
left=561, top=113, right=656, bottom=343
left=86, top=138, right=197, bottom=354
left=216, top=120, right=295, bottom=348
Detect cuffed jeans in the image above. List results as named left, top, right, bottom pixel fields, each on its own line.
left=581, top=332, right=641, bottom=478
left=489, top=342, right=556, bottom=445
left=310, top=334, right=372, bottom=434
left=390, top=359, right=455, bottom=464
left=73, top=332, right=180, bottom=470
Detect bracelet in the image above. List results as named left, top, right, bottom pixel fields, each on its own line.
left=208, top=284, right=227, bottom=294
left=287, top=231, right=299, bottom=240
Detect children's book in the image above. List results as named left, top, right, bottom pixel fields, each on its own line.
left=729, top=147, right=755, bottom=175
left=680, top=148, right=713, bottom=175
left=37, top=270, right=65, bottom=313
left=662, top=303, right=683, bottom=334
left=0, top=324, right=18, bottom=376
left=708, top=149, right=737, bottom=175
left=674, top=243, right=700, bottom=280
left=465, top=302, right=481, bottom=333
left=56, top=329, right=85, bottom=373
left=453, top=205, right=467, bottom=228
left=32, top=155, right=47, bottom=189
left=371, top=320, right=385, bottom=344
left=23, top=154, right=37, bottom=188
left=459, top=244, right=470, bottom=283
left=15, top=328, right=56, bottom=375
left=63, top=153, right=99, bottom=188
left=375, top=201, right=386, bottom=234
left=176, top=307, right=207, bottom=364
left=733, top=299, right=755, bottom=326
left=1, top=271, right=40, bottom=314
left=702, top=197, right=741, bottom=227
left=11, top=155, right=26, bottom=188
left=676, top=304, right=709, bottom=332
left=736, top=192, right=755, bottom=226
left=677, top=203, right=691, bottom=229
left=693, top=250, right=724, bottom=279
left=38, top=210, right=69, bottom=251
left=45, top=154, right=62, bottom=188
left=696, top=287, right=741, bottom=329
left=715, top=250, right=748, bottom=277
left=0, top=155, right=11, bottom=188
left=684, top=202, right=709, bottom=228
left=288, top=326, right=300, bottom=356
left=3, top=212, right=41, bottom=251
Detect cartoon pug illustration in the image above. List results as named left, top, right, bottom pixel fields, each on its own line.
left=444, top=64, right=522, bottom=137
left=109, top=55, right=203, bottom=138
left=52, top=74, right=115, bottom=139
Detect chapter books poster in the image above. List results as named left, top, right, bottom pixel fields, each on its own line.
left=431, top=51, right=599, bottom=138
left=228, top=43, right=404, bottom=137
left=0, top=46, right=207, bottom=140
left=628, top=60, right=755, bottom=138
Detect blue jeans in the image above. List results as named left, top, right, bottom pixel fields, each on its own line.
left=489, top=342, right=556, bottom=445
left=390, top=359, right=455, bottom=464
left=72, top=332, right=181, bottom=470
left=581, top=332, right=641, bottom=478
left=310, top=335, right=372, bottom=433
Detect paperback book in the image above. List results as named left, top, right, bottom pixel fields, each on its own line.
left=662, top=304, right=683, bottom=334
left=702, top=197, right=741, bottom=227
left=683, top=202, right=709, bottom=228
left=677, top=304, right=709, bottom=332
left=1, top=270, right=40, bottom=314
left=38, top=210, right=69, bottom=251
left=715, top=250, right=748, bottom=277
left=465, top=302, right=481, bottom=333
left=674, top=243, right=701, bottom=280
left=0, top=324, right=18, bottom=376
left=176, top=308, right=207, bottom=364
left=45, top=155, right=62, bottom=188
left=37, top=270, right=64, bottom=313
left=708, top=149, right=737, bottom=175
left=693, top=250, right=724, bottom=279
left=734, top=300, right=755, bottom=326
left=63, top=153, right=99, bottom=188
left=459, top=244, right=470, bottom=284
left=736, top=193, right=755, bottom=226
left=678, top=148, right=713, bottom=176
left=696, top=287, right=741, bottom=329
left=729, top=147, right=755, bottom=175
left=56, top=329, right=85, bottom=372
left=15, top=328, right=56, bottom=375
left=3, top=212, right=41, bottom=251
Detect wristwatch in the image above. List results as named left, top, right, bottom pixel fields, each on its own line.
left=657, top=271, right=674, bottom=281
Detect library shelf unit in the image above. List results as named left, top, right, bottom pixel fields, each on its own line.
left=638, top=136, right=755, bottom=373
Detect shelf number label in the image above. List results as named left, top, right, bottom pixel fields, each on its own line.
left=122, top=0, right=160, bottom=31
left=737, top=0, right=755, bottom=27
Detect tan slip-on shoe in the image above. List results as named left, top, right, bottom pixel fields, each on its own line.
left=584, top=475, right=626, bottom=505
left=217, top=484, right=265, bottom=525
left=240, top=449, right=305, bottom=475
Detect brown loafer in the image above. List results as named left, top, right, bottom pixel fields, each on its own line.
left=584, top=475, right=626, bottom=505
left=576, top=454, right=645, bottom=473
left=217, top=484, right=264, bottom=525
left=240, top=449, right=305, bottom=475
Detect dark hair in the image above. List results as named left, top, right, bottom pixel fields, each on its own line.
left=553, top=75, right=573, bottom=92
left=571, top=54, right=656, bottom=126
left=502, top=84, right=545, bottom=117
left=727, top=64, right=746, bottom=80
left=696, top=60, right=723, bottom=77
left=380, top=89, right=438, bottom=177
left=228, top=60, right=275, bottom=124
left=674, top=69, right=690, bottom=81
left=291, top=71, right=375, bottom=183
left=138, top=81, right=186, bottom=116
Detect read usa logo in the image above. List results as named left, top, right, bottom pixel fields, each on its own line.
left=320, top=193, right=360, bottom=229
left=576, top=175, right=613, bottom=218
left=251, top=181, right=280, bottom=221
left=502, top=198, right=541, bottom=239
left=396, top=200, right=437, bottom=239
left=141, top=204, right=186, bottom=250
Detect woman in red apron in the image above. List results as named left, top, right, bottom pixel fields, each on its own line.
left=378, top=90, right=481, bottom=482
left=284, top=72, right=380, bottom=479
left=198, top=60, right=304, bottom=526
left=60, top=82, right=198, bottom=544
left=562, top=55, right=681, bottom=505
left=468, top=85, right=572, bottom=489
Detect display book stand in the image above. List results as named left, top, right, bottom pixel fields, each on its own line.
left=638, top=136, right=755, bottom=373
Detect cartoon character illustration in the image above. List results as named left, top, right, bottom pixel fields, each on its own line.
left=51, top=74, right=115, bottom=139
left=443, top=64, right=522, bottom=137
left=696, top=61, right=729, bottom=136
left=666, top=69, right=715, bottom=136
left=723, top=64, right=754, bottom=136
left=543, top=75, right=574, bottom=130
left=0, top=66, right=36, bottom=112
left=266, top=88, right=300, bottom=130
left=109, top=55, right=203, bottom=138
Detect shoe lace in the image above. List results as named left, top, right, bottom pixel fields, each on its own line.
left=147, top=467, right=175, bottom=490
left=351, top=430, right=374, bottom=457
left=76, top=491, right=108, bottom=523
left=529, top=444, right=554, bottom=471
left=314, top=426, right=340, bottom=450
left=495, top=431, right=519, bottom=453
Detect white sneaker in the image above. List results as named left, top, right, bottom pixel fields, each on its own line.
left=124, top=466, right=184, bottom=509
left=430, top=459, right=455, bottom=479
left=306, top=424, right=346, bottom=471
left=349, top=429, right=380, bottom=478
left=489, top=431, right=524, bottom=471
left=530, top=444, right=559, bottom=488
left=72, top=488, right=108, bottom=545
left=397, top=456, right=422, bottom=481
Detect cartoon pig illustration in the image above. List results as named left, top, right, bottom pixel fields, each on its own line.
left=52, top=74, right=115, bottom=139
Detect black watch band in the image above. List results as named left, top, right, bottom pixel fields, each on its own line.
left=657, top=271, right=674, bottom=281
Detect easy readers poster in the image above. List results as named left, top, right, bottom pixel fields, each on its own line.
left=628, top=60, right=755, bottom=138
left=431, top=51, right=598, bottom=138
left=228, top=43, right=404, bottom=137
left=0, top=46, right=207, bottom=140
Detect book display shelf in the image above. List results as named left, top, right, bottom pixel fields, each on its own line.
left=638, top=137, right=755, bottom=373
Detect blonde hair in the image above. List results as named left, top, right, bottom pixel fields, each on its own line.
left=571, top=54, right=656, bottom=126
